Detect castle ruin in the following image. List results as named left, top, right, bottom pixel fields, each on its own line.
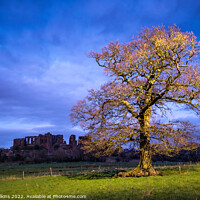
left=13, top=132, right=84, bottom=150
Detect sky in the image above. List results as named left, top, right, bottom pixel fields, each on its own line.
left=0, top=0, right=200, bottom=148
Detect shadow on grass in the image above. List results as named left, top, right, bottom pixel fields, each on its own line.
left=65, top=170, right=127, bottom=180
left=64, top=164, right=200, bottom=180
left=65, top=165, right=178, bottom=180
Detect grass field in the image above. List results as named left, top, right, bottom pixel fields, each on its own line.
left=0, top=163, right=200, bottom=200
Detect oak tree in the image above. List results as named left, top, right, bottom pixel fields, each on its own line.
left=71, top=26, right=200, bottom=176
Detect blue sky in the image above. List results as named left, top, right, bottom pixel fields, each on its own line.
left=0, top=0, right=200, bottom=148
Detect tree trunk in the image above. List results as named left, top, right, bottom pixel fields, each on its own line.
left=130, top=109, right=157, bottom=176
left=133, top=132, right=157, bottom=176
left=118, top=107, right=157, bottom=177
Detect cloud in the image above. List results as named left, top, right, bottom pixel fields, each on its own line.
left=1, top=0, right=200, bottom=148
left=0, top=57, right=105, bottom=147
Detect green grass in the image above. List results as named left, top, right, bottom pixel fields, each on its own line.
left=0, top=164, right=200, bottom=200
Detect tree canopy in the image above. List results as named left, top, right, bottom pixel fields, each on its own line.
left=71, top=25, right=200, bottom=176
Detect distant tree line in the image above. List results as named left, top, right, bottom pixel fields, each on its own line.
left=0, top=146, right=200, bottom=164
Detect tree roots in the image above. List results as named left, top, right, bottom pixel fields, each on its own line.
left=118, top=167, right=162, bottom=177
